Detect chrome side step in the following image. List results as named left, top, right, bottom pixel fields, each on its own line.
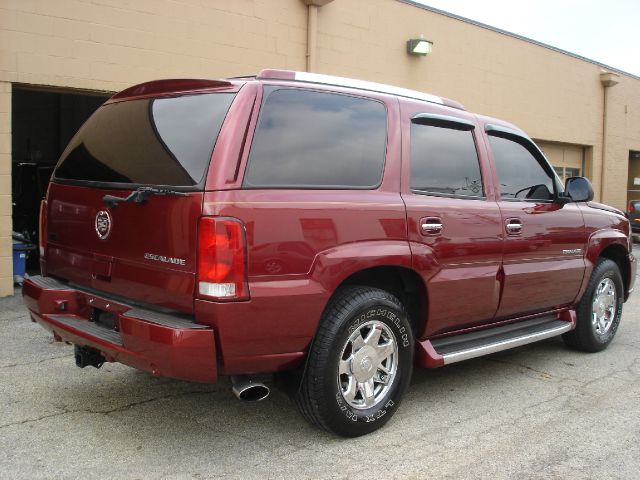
left=431, top=316, right=573, bottom=365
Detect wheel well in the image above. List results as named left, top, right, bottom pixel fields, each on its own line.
left=338, top=266, right=427, bottom=337
left=599, top=243, right=631, bottom=300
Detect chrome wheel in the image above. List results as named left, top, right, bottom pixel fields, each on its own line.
left=338, top=320, right=398, bottom=410
left=591, top=277, right=617, bottom=336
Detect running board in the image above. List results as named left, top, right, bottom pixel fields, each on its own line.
left=417, top=314, right=574, bottom=367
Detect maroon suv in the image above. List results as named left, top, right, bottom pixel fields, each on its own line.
left=23, top=70, right=636, bottom=437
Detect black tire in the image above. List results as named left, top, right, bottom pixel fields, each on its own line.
left=294, top=286, right=414, bottom=437
left=562, top=258, right=624, bottom=352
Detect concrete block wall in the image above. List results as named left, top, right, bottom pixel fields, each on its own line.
left=0, top=81, right=10, bottom=296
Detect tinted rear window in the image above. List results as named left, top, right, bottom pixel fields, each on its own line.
left=243, top=88, right=387, bottom=189
left=54, top=93, right=235, bottom=187
left=410, top=124, right=483, bottom=197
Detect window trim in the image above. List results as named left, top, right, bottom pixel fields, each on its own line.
left=242, top=86, right=389, bottom=190
left=485, top=124, right=562, bottom=202
left=409, top=121, right=486, bottom=200
left=412, top=112, right=475, bottom=131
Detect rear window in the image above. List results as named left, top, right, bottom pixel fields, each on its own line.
left=54, top=93, right=235, bottom=187
left=243, top=88, right=387, bottom=189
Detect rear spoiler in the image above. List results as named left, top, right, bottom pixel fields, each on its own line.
left=109, top=79, right=234, bottom=102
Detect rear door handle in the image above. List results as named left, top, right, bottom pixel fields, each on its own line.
left=420, top=217, right=443, bottom=235
left=505, top=218, right=523, bottom=235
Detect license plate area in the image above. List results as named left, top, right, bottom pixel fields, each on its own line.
left=91, top=308, right=118, bottom=331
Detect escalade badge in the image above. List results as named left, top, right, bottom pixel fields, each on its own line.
left=95, top=210, right=112, bottom=240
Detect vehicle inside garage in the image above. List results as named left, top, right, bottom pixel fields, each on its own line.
left=11, top=87, right=111, bottom=274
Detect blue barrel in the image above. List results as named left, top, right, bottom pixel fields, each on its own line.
left=13, top=240, right=30, bottom=281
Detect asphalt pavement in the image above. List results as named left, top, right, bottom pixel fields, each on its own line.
left=1, top=246, right=639, bottom=479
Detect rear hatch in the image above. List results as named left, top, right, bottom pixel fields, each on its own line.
left=44, top=88, right=237, bottom=313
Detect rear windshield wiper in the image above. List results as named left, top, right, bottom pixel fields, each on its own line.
left=102, top=186, right=187, bottom=208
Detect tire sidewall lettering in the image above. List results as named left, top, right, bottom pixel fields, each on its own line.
left=334, top=304, right=411, bottom=425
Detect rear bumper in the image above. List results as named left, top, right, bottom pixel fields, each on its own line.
left=22, top=276, right=217, bottom=383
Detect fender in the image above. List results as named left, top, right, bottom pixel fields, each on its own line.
left=574, top=228, right=631, bottom=303
left=585, top=228, right=629, bottom=265
left=309, top=240, right=414, bottom=293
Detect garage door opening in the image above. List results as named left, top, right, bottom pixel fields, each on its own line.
left=535, top=140, right=588, bottom=183
left=12, top=86, right=111, bottom=275
left=628, top=150, right=640, bottom=207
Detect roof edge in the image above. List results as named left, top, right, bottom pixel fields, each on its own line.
left=398, top=0, right=640, bottom=81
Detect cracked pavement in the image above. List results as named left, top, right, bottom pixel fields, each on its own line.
left=1, top=246, right=639, bottom=479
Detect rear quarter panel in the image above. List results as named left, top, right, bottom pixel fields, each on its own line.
left=198, top=87, right=410, bottom=365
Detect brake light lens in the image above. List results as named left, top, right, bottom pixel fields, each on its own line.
left=197, top=217, right=249, bottom=300
left=630, top=202, right=635, bottom=213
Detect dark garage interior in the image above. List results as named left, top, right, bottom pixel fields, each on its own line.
left=11, top=86, right=111, bottom=272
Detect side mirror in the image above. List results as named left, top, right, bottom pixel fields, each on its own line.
left=565, top=176, right=594, bottom=202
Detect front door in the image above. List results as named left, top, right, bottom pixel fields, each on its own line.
left=485, top=128, right=586, bottom=319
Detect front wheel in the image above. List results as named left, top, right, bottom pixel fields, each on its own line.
left=563, top=258, right=624, bottom=352
left=294, top=286, right=414, bottom=437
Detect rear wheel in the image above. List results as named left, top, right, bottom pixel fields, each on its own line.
left=294, top=286, right=414, bottom=437
left=563, top=258, right=623, bottom=352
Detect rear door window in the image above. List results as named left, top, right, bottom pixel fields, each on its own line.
left=54, top=93, right=235, bottom=187
left=410, top=124, right=484, bottom=197
left=243, top=88, right=387, bottom=189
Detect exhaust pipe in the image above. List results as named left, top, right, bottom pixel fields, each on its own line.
left=231, top=375, right=270, bottom=402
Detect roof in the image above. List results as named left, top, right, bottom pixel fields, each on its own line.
left=256, top=69, right=466, bottom=110
left=398, top=0, right=640, bottom=81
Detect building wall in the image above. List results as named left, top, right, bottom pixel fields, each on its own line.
left=0, top=82, right=10, bottom=296
left=0, top=0, right=639, bottom=296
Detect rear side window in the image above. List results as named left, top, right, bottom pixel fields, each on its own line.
left=410, top=124, right=483, bottom=197
left=488, top=135, right=555, bottom=201
left=55, top=93, right=235, bottom=187
left=243, top=88, right=387, bottom=189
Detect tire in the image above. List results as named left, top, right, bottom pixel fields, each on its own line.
left=562, top=258, right=624, bottom=352
left=294, top=286, right=414, bottom=437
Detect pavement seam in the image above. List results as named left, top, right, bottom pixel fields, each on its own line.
left=0, top=390, right=216, bottom=430
left=0, top=354, right=73, bottom=369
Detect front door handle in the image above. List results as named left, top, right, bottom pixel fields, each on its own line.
left=505, top=218, right=523, bottom=235
left=420, top=217, right=443, bottom=235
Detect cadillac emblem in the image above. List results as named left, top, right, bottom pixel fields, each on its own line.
left=95, top=210, right=112, bottom=240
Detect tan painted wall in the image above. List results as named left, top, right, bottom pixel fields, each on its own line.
left=0, top=81, right=10, bottom=296
left=0, top=0, right=639, bottom=296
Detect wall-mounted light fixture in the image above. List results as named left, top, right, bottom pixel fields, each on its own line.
left=407, top=37, right=433, bottom=56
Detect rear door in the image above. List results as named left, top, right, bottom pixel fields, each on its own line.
left=45, top=90, right=237, bottom=313
left=484, top=125, right=586, bottom=319
left=401, top=102, right=504, bottom=336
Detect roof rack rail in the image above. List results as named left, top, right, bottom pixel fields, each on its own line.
left=255, top=69, right=465, bottom=110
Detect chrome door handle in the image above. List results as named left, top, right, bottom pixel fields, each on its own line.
left=421, top=223, right=443, bottom=231
left=505, top=220, right=522, bottom=234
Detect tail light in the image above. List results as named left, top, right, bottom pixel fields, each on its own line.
left=630, top=202, right=635, bottom=213
left=39, top=200, right=47, bottom=275
left=197, top=217, right=249, bottom=301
